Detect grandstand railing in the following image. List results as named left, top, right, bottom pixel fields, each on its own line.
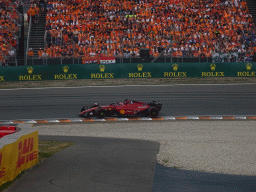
left=0, top=51, right=8, bottom=66
left=2, top=26, right=19, bottom=40
left=25, top=15, right=32, bottom=66
left=6, top=7, right=23, bottom=27
left=11, top=19, right=22, bottom=38
left=26, top=53, right=256, bottom=66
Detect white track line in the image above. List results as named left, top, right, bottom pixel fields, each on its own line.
left=210, top=117, right=223, bottom=120
left=139, top=117, right=152, bottom=121
left=47, top=120, right=60, bottom=123
left=186, top=116, right=200, bottom=120
left=234, top=116, right=247, bottom=120
left=162, top=116, right=176, bottom=120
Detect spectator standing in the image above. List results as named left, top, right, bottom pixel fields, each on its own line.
left=38, top=48, right=43, bottom=58
left=29, top=6, right=36, bottom=23
left=27, top=48, right=34, bottom=57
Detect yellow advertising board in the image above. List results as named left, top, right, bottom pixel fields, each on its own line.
left=0, top=130, right=38, bottom=185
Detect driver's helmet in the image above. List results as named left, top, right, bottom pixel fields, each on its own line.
left=94, top=103, right=99, bottom=107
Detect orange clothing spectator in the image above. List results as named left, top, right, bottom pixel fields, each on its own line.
left=38, top=48, right=43, bottom=58
left=27, top=49, right=34, bottom=57
left=43, top=0, right=256, bottom=61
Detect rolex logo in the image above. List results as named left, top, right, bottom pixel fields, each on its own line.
left=99, top=65, right=105, bottom=72
left=137, top=64, right=143, bottom=71
left=62, top=66, right=69, bottom=73
left=245, top=63, right=252, bottom=70
left=172, top=64, right=179, bottom=71
left=27, top=67, right=33, bottom=74
left=210, top=63, right=216, bottom=71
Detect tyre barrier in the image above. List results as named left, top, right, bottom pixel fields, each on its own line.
left=0, top=124, right=38, bottom=186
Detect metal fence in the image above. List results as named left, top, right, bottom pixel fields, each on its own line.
left=26, top=54, right=256, bottom=65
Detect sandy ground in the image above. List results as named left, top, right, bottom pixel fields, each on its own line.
left=1, top=77, right=256, bottom=89
left=35, top=120, right=256, bottom=176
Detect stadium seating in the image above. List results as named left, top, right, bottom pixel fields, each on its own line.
left=0, top=0, right=22, bottom=65
left=40, top=0, right=256, bottom=63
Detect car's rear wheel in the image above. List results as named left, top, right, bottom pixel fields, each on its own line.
left=148, top=107, right=159, bottom=118
left=96, top=109, right=106, bottom=118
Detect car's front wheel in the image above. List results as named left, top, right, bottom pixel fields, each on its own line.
left=96, top=109, right=106, bottom=118
left=148, top=107, right=159, bottom=118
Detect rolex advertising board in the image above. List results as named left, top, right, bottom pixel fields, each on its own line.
left=0, top=63, right=255, bottom=81
left=127, top=64, right=153, bottom=78
left=90, top=64, right=115, bottom=79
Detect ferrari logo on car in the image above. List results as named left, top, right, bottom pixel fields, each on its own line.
left=120, top=110, right=125, bottom=114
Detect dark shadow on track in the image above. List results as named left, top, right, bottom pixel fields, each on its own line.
left=5, top=136, right=160, bottom=192
left=153, top=163, right=256, bottom=192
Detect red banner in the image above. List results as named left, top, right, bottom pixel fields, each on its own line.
left=100, top=56, right=116, bottom=64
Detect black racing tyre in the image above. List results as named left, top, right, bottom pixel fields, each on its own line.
left=148, top=107, right=159, bottom=118
left=96, top=109, right=106, bottom=118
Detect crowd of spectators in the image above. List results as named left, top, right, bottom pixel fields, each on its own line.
left=40, top=0, right=256, bottom=62
left=26, top=0, right=46, bottom=24
left=27, top=4, right=40, bottom=23
left=0, top=0, right=22, bottom=65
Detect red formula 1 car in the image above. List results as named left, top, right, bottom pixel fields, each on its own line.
left=79, top=99, right=162, bottom=118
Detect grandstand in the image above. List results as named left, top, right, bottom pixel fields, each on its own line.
left=2, top=0, right=256, bottom=66
left=0, top=0, right=23, bottom=66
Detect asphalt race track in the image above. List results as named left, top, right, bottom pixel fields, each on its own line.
left=0, top=84, right=256, bottom=120
left=1, top=84, right=256, bottom=192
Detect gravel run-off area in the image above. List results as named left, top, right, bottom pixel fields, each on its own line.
left=35, top=120, right=256, bottom=176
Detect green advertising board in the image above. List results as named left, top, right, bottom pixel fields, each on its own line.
left=0, top=62, right=255, bottom=82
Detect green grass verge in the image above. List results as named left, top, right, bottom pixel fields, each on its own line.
left=0, top=140, right=75, bottom=192
left=38, top=140, right=75, bottom=161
